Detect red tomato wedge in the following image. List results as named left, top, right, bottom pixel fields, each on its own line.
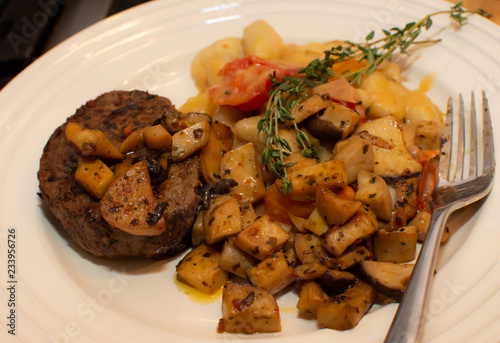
left=264, top=183, right=316, bottom=225
left=208, top=55, right=299, bottom=112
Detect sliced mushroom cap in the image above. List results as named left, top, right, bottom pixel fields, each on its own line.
left=163, top=111, right=212, bottom=133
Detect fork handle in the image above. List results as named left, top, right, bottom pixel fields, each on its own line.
left=384, top=206, right=451, bottom=343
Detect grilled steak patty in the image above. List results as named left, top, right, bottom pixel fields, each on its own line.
left=38, top=90, right=202, bottom=258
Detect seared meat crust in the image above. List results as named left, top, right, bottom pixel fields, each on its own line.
left=38, top=90, right=202, bottom=258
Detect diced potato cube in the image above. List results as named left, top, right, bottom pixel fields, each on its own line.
left=297, top=281, right=328, bottom=319
left=220, top=142, right=266, bottom=204
left=176, top=243, right=228, bottom=295
left=321, top=206, right=379, bottom=257
left=200, top=121, right=234, bottom=182
left=65, top=122, right=122, bottom=159
left=119, top=128, right=146, bottom=154
left=171, top=121, right=211, bottom=162
left=219, top=238, right=258, bottom=278
left=316, top=187, right=362, bottom=226
left=204, top=196, right=243, bottom=244
left=144, top=125, right=172, bottom=150
left=373, top=226, right=417, bottom=263
left=294, top=233, right=336, bottom=268
left=277, top=159, right=347, bottom=201
left=355, top=169, right=392, bottom=221
left=75, top=157, right=114, bottom=199
left=240, top=203, right=257, bottom=230
left=217, top=283, right=281, bottom=334
left=355, top=116, right=422, bottom=178
left=303, top=207, right=330, bottom=236
left=247, top=251, right=296, bottom=294
left=316, top=281, right=375, bottom=331
left=234, top=214, right=289, bottom=260
left=332, top=135, right=374, bottom=184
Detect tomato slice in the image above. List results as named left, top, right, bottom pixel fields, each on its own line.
left=208, top=55, right=299, bottom=112
left=264, top=183, right=316, bottom=225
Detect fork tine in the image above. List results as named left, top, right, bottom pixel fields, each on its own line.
left=454, top=94, right=465, bottom=181
left=439, top=97, right=453, bottom=181
left=482, top=91, right=495, bottom=174
left=469, top=92, right=477, bottom=177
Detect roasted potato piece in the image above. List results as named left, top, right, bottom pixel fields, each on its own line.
left=356, top=260, right=413, bottom=302
left=200, top=121, right=234, bottom=182
left=316, top=187, right=362, bottom=226
left=306, top=102, right=360, bottom=144
left=294, top=233, right=336, bottom=268
left=293, top=93, right=332, bottom=124
left=217, top=283, right=281, bottom=334
left=176, top=243, right=229, bottom=295
left=303, top=207, right=330, bottom=236
left=234, top=214, right=289, bottom=260
left=171, top=121, right=211, bottom=162
left=75, top=157, right=114, bottom=199
left=355, top=116, right=422, bottom=178
left=240, top=203, right=258, bottom=230
left=276, top=159, right=347, bottom=201
left=355, top=169, right=392, bottom=221
left=219, top=238, right=258, bottom=278
left=247, top=251, right=296, bottom=294
left=144, top=125, right=172, bottom=150
left=316, top=280, right=375, bottom=331
left=373, top=226, right=417, bottom=263
left=322, top=206, right=379, bottom=257
left=332, top=135, right=374, bottom=184
left=65, top=122, right=122, bottom=159
left=297, top=281, right=328, bottom=319
left=220, top=142, right=266, bottom=204
left=204, top=196, right=243, bottom=244
left=100, top=161, right=166, bottom=236
left=119, top=128, right=146, bottom=154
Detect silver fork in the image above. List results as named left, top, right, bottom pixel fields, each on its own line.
left=384, top=91, right=495, bottom=343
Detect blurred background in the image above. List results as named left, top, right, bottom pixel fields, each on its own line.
left=0, top=0, right=497, bottom=90
left=0, top=0, right=150, bottom=89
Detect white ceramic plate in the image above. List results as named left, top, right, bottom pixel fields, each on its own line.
left=1, top=0, right=500, bottom=342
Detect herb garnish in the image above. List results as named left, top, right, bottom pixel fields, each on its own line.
left=259, top=2, right=490, bottom=193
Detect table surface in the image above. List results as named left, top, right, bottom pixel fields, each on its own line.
left=448, top=0, right=500, bottom=24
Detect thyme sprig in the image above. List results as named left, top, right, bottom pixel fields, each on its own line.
left=259, top=2, right=490, bottom=194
